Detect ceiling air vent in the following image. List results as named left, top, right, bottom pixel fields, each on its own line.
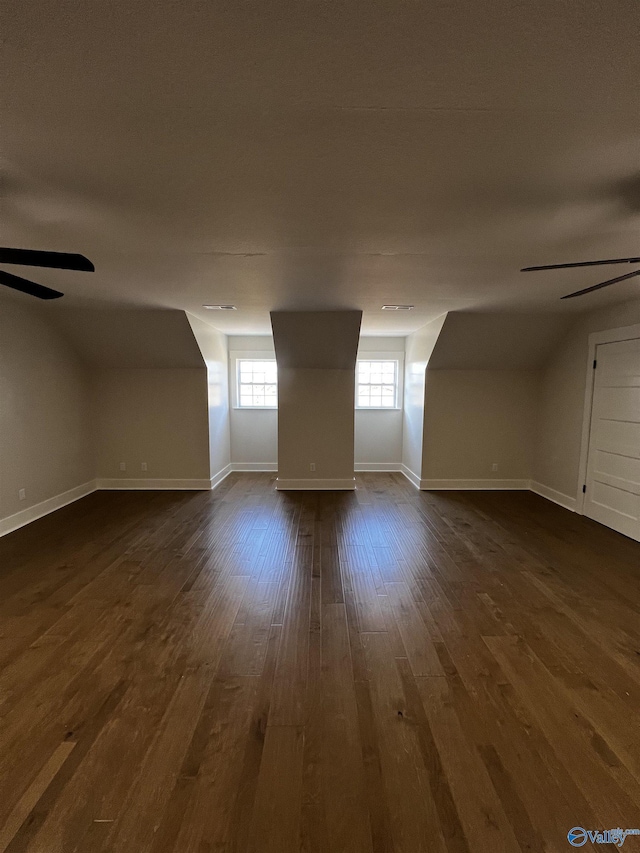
left=381, top=304, right=414, bottom=311
left=203, top=304, right=237, bottom=310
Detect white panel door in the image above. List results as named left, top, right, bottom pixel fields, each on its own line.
left=584, top=338, right=640, bottom=541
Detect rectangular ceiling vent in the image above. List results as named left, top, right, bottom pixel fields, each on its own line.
left=203, top=304, right=237, bottom=310
left=381, top=304, right=414, bottom=311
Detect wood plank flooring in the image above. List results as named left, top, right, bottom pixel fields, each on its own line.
left=1, top=472, right=639, bottom=852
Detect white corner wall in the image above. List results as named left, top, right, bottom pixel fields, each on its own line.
left=0, top=295, right=94, bottom=534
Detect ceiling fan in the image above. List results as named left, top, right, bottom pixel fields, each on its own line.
left=0, top=247, right=94, bottom=300
left=521, top=256, right=640, bottom=299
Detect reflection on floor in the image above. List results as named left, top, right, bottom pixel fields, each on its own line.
left=1, top=472, right=639, bottom=852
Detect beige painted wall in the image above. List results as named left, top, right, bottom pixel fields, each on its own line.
left=0, top=295, right=94, bottom=522
left=93, top=368, right=210, bottom=481
left=534, top=297, right=640, bottom=499
left=402, top=315, right=447, bottom=478
left=277, top=368, right=355, bottom=481
left=422, top=370, right=540, bottom=481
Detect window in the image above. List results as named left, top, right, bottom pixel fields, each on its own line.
left=237, top=359, right=278, bottom=408
left=356, top=359, right=399, bottom=408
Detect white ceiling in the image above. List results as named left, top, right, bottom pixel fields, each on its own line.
left=2, top=0, right=640, bottom=335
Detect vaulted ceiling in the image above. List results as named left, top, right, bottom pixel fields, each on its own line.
left=2, top=1, right=640, bottom=334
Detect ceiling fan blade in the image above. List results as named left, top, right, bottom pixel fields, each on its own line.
left=561, top=269, right=640, bottom=299
left=0, top=248, right=94, bottom=271
left=0, top=269, right=64, bottom=299
left=522, top=257, right=640, bottom=272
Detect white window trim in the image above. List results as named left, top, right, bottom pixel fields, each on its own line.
left=230, top=350, right=278, bottom=409
left=355, top=351, right=404, bottom=410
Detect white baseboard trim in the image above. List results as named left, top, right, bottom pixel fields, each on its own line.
left=230, top=462, right=278, bottom=472
left=400, top=465, right=422, bottom=489
left=0, top=470, right=580, bottom=539
left=420, top=478, right=531, bottom=490
left=210, top=464, right=233, bottom=490
left=275, top=477, right=356, bottom=491
left=96, top=478, right=212, bottom=490
left=355, top=463, right=402, bottom=472
left=530, top=481, right=577, bottom=512
left=0, top=480, right=98, bottom=538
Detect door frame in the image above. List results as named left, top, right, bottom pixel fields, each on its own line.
left=576, top=322, right=640, bottom=514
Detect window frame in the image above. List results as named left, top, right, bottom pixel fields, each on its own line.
left=355, top=352, right=404, bottom=410
left=231, top=351, right=278, bottom=410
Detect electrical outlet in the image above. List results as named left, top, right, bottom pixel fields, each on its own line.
left=492, top=463, right=499, bottom=472
left=119, top=462, right=126, bottom=472
left=18, top=488, right=26, bottom=501
left=141, top=462, right=148, bottom=472
left=310, top=463, right=316, bottom=472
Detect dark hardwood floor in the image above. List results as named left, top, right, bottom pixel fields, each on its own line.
left=1, top=473, right=639, bottom=852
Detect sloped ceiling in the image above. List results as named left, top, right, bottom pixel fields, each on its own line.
left=428, top=313, right=573, bottom=369
left=2, top=1, right=640, bottom=335
left=271, top=311, right=362, bottom=368
left=50, top=307, right=205, bottom=368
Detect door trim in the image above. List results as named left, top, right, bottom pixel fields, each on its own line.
left=577, top=322, right=640, bottom=514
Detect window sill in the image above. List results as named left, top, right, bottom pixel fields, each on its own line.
left=356, top=406, right=401, bottom=411
left=234, top=406, right=278, bottom=410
